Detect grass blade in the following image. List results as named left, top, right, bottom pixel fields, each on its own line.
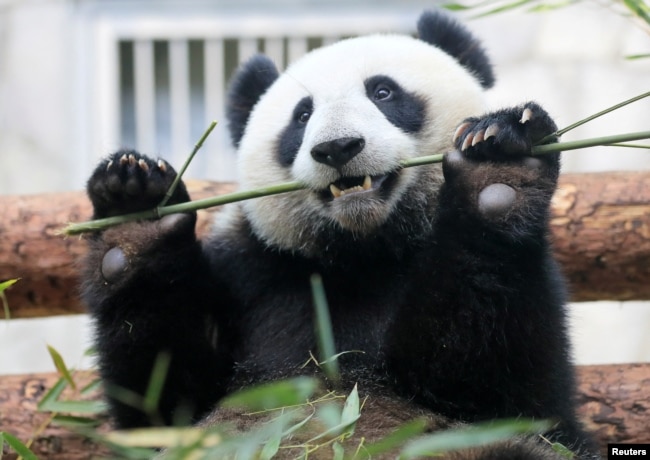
left=1, top=432, right=39, bottom=460
left=47, top=344, right=76, bottom=390
left=311, top=274, right=340, bottom=384
left=220, top=377, right=319, bottom=411
left=399, top=418, right=552, bottom=459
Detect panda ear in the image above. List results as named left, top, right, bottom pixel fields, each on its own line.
left=417, top=10, right=495, bottom=89
left=227, top=54, right=280, bottom=148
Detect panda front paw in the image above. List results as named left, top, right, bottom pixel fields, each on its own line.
left=443, top=103, right=560, bottom=233
left=87, top=149, right=190, bottom=219
left=452, top=102, right=557, bottom=160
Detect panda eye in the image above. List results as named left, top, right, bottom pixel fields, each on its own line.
left=298, top=111, right=311, bottom=123
left=374, top=86, right=392, bottom=101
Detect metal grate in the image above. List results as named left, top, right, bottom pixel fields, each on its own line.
left=84, top=9, right=418, bottom=182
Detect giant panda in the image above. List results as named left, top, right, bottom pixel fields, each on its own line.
left=82, top=9, right=599, bottom=459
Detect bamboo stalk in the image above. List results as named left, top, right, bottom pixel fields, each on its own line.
left=61, top=131, right=650, bottom=236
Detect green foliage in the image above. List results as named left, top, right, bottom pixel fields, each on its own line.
left=399, top=419, right=552, bottom=459
left=0, top=431, right=39, bottom=460
left=0, top=278, right=19, bottom=319
left=443, top=0, right=650, bottom=29
left=311, top=273, right=341, bottom=384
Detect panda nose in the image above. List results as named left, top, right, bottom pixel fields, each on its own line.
left=311, top=137, right=365, bottom=168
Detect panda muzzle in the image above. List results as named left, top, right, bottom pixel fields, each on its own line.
left=329, top=175, right=373, bottom=198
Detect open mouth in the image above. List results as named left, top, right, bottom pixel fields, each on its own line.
left=319, top=171, right=399, bottom=200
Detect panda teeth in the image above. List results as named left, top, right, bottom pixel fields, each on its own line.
left=329, top=175, right=373, bottom=199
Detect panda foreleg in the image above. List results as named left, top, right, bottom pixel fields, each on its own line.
left=441, top=102, right=560, bottom=241
left=82, top=151, right=227, bottom=428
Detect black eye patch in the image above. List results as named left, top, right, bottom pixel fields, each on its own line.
left=364, top=75, right=426, bottom=134
left=276, top=96, right=314, bottom=166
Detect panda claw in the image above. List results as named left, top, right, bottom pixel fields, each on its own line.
left=119, top=154, right=129, bottom=166
left=471, top=129, right=486, bottom=146
left=453, top=122, right=472, bottom=143
left=106, top=160, right=113, bottom=171
left=461, top=132, right=475, bottom=151
left=520, top=108, right=533, bottom=124
left=157, top=159, right=167, bottom=173
left=484, top=124, right=499, bottom=140
left=128, top=154, right=137, bottom=167
left=138, top=159, right=149, bottom=172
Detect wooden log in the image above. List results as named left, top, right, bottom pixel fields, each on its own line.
left=1, top=171, right=649, bottom=318
left=551, top=172, right=650, bottom=302
left=0, top=181, right=235, bottom=319
left=576, top=363, right=650, bottom=448
left=1, top=364, right=648, bottom=459
left=0, top=370, right=109, bottom=460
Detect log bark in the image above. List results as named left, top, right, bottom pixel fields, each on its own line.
left=1, top=364, right=648, bottom=459
left=1, top=172, right=650, bottom=318
left=550, top=172, right=650, bottom=301
left=0, top=181, right=235, bottom=318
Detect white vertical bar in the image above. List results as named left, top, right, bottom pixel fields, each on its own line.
left=237, top=37, right=257, bottom=64
left=287, top=37, right=308, bottom=64
left=169, top=39, right=191, bottom=166
left=94, top=19, right=120, bottom=158
left=264, top=37, right=284, bottom=70
left=133, top=40, right=156, bottom=154
left=204, top=38, right=235, bottom=181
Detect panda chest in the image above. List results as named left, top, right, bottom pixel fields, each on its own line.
left=236, top=268, right=401, bottom=374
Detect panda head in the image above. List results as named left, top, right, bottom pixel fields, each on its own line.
left=224, top=10, right=494, bottom=255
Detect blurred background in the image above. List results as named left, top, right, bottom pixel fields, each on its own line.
left=1, top=0, right=649, bottom=374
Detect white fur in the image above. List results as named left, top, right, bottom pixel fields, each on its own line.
left=227, top=33, right=488, bottom=253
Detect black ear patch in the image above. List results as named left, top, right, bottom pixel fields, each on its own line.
left=417, top=10, right=495, bottom=89
left=227, top=54, right=280, bottom=148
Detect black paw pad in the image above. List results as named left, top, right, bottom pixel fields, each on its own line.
left=101, top=247, right=128, bottom=283
left=478, top=183, right=516, bottom=219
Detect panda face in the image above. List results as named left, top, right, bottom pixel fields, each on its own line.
left=232, top=34, right=488, bottom=253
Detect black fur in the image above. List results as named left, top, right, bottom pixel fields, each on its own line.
left=82, top=10, right=598, bottom=459
left=417, top=10, right=495, bottom=89
left=226, top=54, right=279, bottom=147
left=277, top=96, right=313, bottom=165
left=365, top=75, right=427, bottom=134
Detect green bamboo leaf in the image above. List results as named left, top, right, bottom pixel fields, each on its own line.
left=259, top=432, right=282, bottom=460
left=1, top=278, right=19, bottom=320
left=38, top=377, right=68, bottom=411
left=622, top=0, right=650, bottom=25
left=51, top=414, right=103, bottom=427
left=43, top=399, right=107, bottom=415
left=1, top=432, right=39, bottom=460
left=527, top=0, right=575, bottom=12
left=340, top=384, right=360, bottom=436
left=38, top=376, right=106, bottom=414
left=0, top=279, right=19, bottom=293
left=47, top=344, right=76, bottom=390
left=626, top=53, right=650, bottom=60
left=551, top=441, right=576, bottom=459
left=332, top=441, right=345, bottom=460
left=282, top=411, right=315, bottom=437
left=143, top=352, right=171, bottom=413
left=220, top=377, right=319, bottom=411
left=81, top=378, right=103, bottom=395
left=471, top=0, right=534, bottom=18
left=318, top=402, right=343, bottom=430
left=311, top=274, right=340, bottom=384
left=104, top=427, right=219, bottom=448
left=359, top=418, right=429, bottom=458
left=399, top=419, right=552, bottom=459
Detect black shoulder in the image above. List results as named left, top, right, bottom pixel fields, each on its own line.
left=226, top=55, right=280, bottom=148
left=417, top=9, right=495, bottom=89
